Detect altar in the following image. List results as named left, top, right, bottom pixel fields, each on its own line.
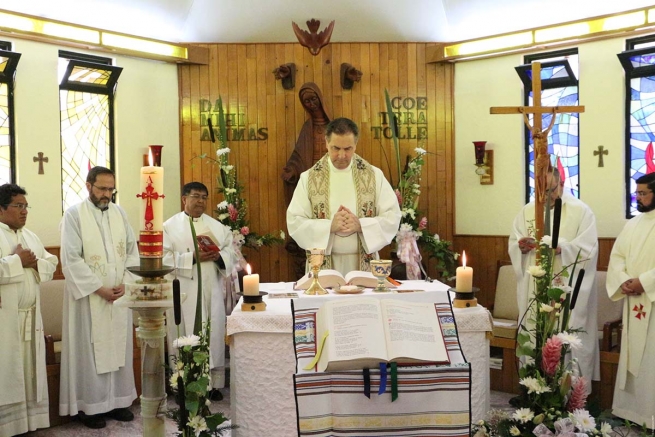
left=226, top=280, right=493, bottom=437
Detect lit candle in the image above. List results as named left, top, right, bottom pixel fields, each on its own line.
left=243, top=264, right=260, bottom=296
left=138, top=149, right=165, bottom=232
left=456, top=251, right=473, bottom=292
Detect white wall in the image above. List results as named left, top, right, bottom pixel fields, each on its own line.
left=455, top=37, right=633, bottom=238
left=7, top=38, right=181, bottom=246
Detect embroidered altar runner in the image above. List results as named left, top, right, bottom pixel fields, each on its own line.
left=292, top=292, right=471, bottom=437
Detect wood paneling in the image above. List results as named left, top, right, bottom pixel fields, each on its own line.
left=178, top=43, right=454, bottom=283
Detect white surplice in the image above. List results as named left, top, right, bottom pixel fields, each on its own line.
left=0, top=223, right=57, bottom=435
left=508, top=192, right=600, bottom=384
left=59, top=199, right=140, bottom=416
left=163, top=212, right=236, bottom=388
left=606, top=208, right=655, bottom=425
left=287, top=157, right=401, bottom=276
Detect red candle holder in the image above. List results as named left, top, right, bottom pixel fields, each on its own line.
left=149, top=145, right=164, bottom=167
left=473, top=141, right=486, bottom=166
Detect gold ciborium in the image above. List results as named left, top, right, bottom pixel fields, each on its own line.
left=370, top=259, right=393, bottom=292
left=305, top=248, right=328, bottom=295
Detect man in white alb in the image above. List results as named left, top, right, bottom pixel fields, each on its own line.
left=163, top=182, right=237, bottom=400
left=0, top=184, right=58, bottom=435
left=59, top=166, right=140, bottom=429
left=287, top=117, right=401, bottom=275
left=508, top=168, right=599, bottom=389
left=607, top=172, right=655, bottom=425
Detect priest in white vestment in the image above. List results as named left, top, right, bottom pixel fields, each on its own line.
left=509, top=170, right=599, bottom=388
left=59, top=167, right=140, bottom=429
left=607, top=172, right=655, bottom=425
left=287, top=117, right=401, bottom=276
left=163, top=182, right=236, bottom=399
left=0, top=184, right=58, bottom=436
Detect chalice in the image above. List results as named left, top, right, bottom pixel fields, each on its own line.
left=305, top=248, right=328, bottom=295
left=370, top=260, right=392, bottom=292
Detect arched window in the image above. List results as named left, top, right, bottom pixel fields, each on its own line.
left=58, top=50, right=122, bottom=211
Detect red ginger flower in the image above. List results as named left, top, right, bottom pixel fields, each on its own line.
left=566, top=377, right=588, bottom=412
left=418, top=217, right=428, bottom=230
left=541, top=335, right=562, bottom=377
left=228, top=204, right=238, bottom=221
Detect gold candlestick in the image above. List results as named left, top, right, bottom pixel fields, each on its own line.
left=305, top=248, right=328, bottom=295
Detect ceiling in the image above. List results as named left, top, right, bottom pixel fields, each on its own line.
left=3, top=0, right=655, bottom=44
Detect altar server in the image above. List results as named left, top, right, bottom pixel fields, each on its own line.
left=0, top=184, right=58, bottom=436
left=59, top=166, right=140, bottom=429
left=287, top=117, right=401, bottom=276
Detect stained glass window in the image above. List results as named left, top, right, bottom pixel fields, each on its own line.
left=58, top=51, right=122, bottom=211
left=618, top=36, right=655, bottom=217
left=0, top=43, right=20, bottom=185
left=517, top=50, right=579, bottom=202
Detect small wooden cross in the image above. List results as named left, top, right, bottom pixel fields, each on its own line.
left=594, top=145, right=608, bottom=167
left=33, top=152, right=48, bottom=175
left=491, top=62, right=585, bottom=247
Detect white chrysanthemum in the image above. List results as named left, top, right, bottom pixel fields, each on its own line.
left=599, top=422, right=612, bottom=437
left=540, top=235, right=552, bottom=247
left=256, top=239, right=263, bottom=247
left=415, top=147, right=427, bottom=155
left=554, top=302, right=562, bottom=309
left=433, top=233, right=440, bottom=241
left=571, top=409, right=596, bottom=432
left=540, top=303, right=554, bottom=313
left=217, top=201, right=228, bottom=210
left=524, top=356, right=535, bottom=365
left=280, top=230, right=286, bottom=239
left=188, top=414, right=208, bottom=436
left=556, top=332, right=583, bottom=350
left=222, top=165, right=234, bottom=172
left=512, top=407, right=534, bottom=423
left=528, top=265, right=546, bottom=277
left=169, top=372, right=183, bottom=387
left=400, top=223, right=414, bottom=232
left=218, top=213, right=229, bottom=221
left=519, top=377, right=552, bottom=394
left=409, top=161, right=417, bottom=169
left=509, top=426, right=521, bottom=436
left=453, top=252, right=459, bottom=260
left=173, top=335, right=200, bottom=348
left=176, top=361, right=184, bottom=370
left=216, top=147, right=231, bottom=156
left=225, top=188, right=237, bottom=194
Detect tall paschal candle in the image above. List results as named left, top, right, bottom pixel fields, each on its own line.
left=137, top=149, right=165, bottom=232
left=551, top=197, right=562, bottom=249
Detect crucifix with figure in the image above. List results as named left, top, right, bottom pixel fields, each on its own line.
left=490, top=62, right=585, bottom=245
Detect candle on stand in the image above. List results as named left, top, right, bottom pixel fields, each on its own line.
left=456, top=251, right=473, bottom=292
left=243, top=264, right=260, bottom=296
left=138, top=148, right=165, bottom=232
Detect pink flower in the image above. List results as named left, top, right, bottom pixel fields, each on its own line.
left=240, top=226, right=250, bottom=235
left=395, top=189, right=402, bottom=206
left=228, top=204, right=238, bottom=221
left=541, top=335, right=562, bottom=377
left=418, top=217, right=428, bottom=230
left=566, top=377, right=588, bottom=412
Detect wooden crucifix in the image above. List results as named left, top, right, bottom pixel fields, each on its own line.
left=490, top=62, right=585, bottom=246
left=33, top=152, right=48, bottom=175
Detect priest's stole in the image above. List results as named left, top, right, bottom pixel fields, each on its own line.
left=291, top=293, right=471, bottom=437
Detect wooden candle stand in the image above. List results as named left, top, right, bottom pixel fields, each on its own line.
left=238, top=291, right=268, bottom=312
left=451, top=287, right=479, bottom=308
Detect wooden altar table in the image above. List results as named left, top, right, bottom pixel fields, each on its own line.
left=226, top=280, right=493, bottom=437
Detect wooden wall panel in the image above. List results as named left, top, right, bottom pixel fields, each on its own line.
left=178, top=43, right=455, bottom=283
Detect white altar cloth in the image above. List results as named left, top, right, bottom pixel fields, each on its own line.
left=226, top=280, right=492, bottom=437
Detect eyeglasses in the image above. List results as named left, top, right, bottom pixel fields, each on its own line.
left=4, top=203, right=30, bottom=210
left=93, top=185, right=117, bottom=194
left=186, top=194, right=208, bottom=200
left=636, top=190, right=653, bottom=197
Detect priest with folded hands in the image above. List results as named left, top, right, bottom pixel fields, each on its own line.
left=287, top=117, right=401, bottom=275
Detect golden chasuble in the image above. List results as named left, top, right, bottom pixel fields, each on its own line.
left=307, top=154, right=376, bottom=271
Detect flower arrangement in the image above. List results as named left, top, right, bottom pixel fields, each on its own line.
left=200, top=97, right=284, bottom=252
left=383, top=90, right=458, bottom=280
left=168, top=323, right=232, bottom=437
left=473, top=217, right=611, bottom=437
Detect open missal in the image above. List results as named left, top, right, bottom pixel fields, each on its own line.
left=306, top=297, right=450, bottom=372
left=196, top=232, right=220, bottom=253
left=294, top=269, right=394, bottom=290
